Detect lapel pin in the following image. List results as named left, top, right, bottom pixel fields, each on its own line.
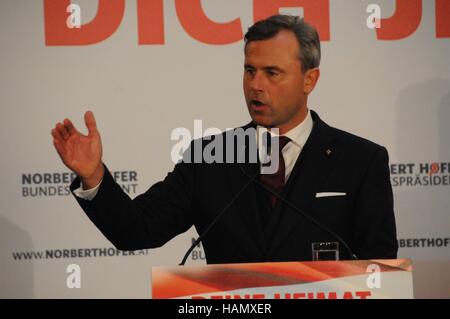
left=326, top=149, right=332, bottom=156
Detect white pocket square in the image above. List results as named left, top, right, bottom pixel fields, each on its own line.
left=315, top=192, right=346, bottom=198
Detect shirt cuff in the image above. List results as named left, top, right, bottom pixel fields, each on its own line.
left=73, top=179, right=103, bottom=201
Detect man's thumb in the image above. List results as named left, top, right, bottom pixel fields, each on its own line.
left=84, top=111, right=98, bottom=136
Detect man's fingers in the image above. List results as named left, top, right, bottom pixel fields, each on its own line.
left=63, top=118, right=79, bottom=136
left=51, top=128, right=63, bottom=141
left=56, top=122, right=70, bottom=139
left=52, top=138, right=64, bottom=155
left=84, top=111, right=98, bottom=136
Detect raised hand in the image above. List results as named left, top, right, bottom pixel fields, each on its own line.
left=51, top=111, right=104, bottom=189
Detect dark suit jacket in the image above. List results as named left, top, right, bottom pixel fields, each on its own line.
left=71, top=111, right=398, bottom=264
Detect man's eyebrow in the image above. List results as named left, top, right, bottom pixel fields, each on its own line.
left=244, top=64, right=283, bottom=72
left=264, top=66, right=283, bottom=72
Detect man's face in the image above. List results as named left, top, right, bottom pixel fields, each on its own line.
left=243, top=30, right=310, bottom=134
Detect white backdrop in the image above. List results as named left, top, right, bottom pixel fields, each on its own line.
left=0, top=0, right=449, bottom=298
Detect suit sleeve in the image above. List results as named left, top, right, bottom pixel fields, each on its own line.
left=351, top=146, right=398, bottom=259
left=70, top=158, right=195, bottom=251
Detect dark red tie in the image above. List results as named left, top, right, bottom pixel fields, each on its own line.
left=259, top=135, right=291, bottom=208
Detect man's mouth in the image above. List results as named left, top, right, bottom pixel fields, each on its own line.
left=250, top=99, right=268, bottom=109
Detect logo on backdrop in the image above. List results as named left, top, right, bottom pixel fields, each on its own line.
left=399, top=237, right=450, bottom=249
left=21, top=170, right=139, bottom=197
left=190, top=238, right=206, bottom=261
left=12, top=247, right=149, bottom=261
left=43, top=0, right=450, bottom=46
left=390, top=162, right=450, bottom=187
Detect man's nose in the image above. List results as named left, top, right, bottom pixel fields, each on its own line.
left=248, top=72, right=266, bottom=91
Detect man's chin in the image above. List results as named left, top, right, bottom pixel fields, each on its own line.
left=250, top=116, right=274, bottom=128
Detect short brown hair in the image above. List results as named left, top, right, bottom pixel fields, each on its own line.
left=244, top=15, right=321, bottom=72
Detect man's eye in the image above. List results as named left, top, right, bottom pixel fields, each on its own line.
left=245, top=68, right=255, bottom=75
left=268, top=70, right=279, bottom=77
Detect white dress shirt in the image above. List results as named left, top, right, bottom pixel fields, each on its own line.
left=257, top=109, right=314, bottom=181
left=74, top=109, right=314, bottom=200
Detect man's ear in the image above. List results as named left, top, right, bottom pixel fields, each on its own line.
left=304, top=67, right=320, bottom=95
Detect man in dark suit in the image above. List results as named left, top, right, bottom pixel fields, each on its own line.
left=51, top=15, right=398, bottom=264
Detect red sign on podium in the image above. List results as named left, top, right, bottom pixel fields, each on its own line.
left=152, top=259, right=413, bottom=299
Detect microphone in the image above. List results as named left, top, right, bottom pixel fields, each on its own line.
left=179, top=167, right=260, bottom=266
left=238, top=164, right=358, bottom=260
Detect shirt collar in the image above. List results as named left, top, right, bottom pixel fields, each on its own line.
left=256, top=108, right=314, bottom=149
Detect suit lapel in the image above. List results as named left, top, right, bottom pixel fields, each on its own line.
left=224, top=123, right=267, bottom=256
left=266, top=111, right=341, bottom=255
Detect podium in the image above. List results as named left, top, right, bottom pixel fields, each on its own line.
left=152, top=259, right=413, bottom=299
